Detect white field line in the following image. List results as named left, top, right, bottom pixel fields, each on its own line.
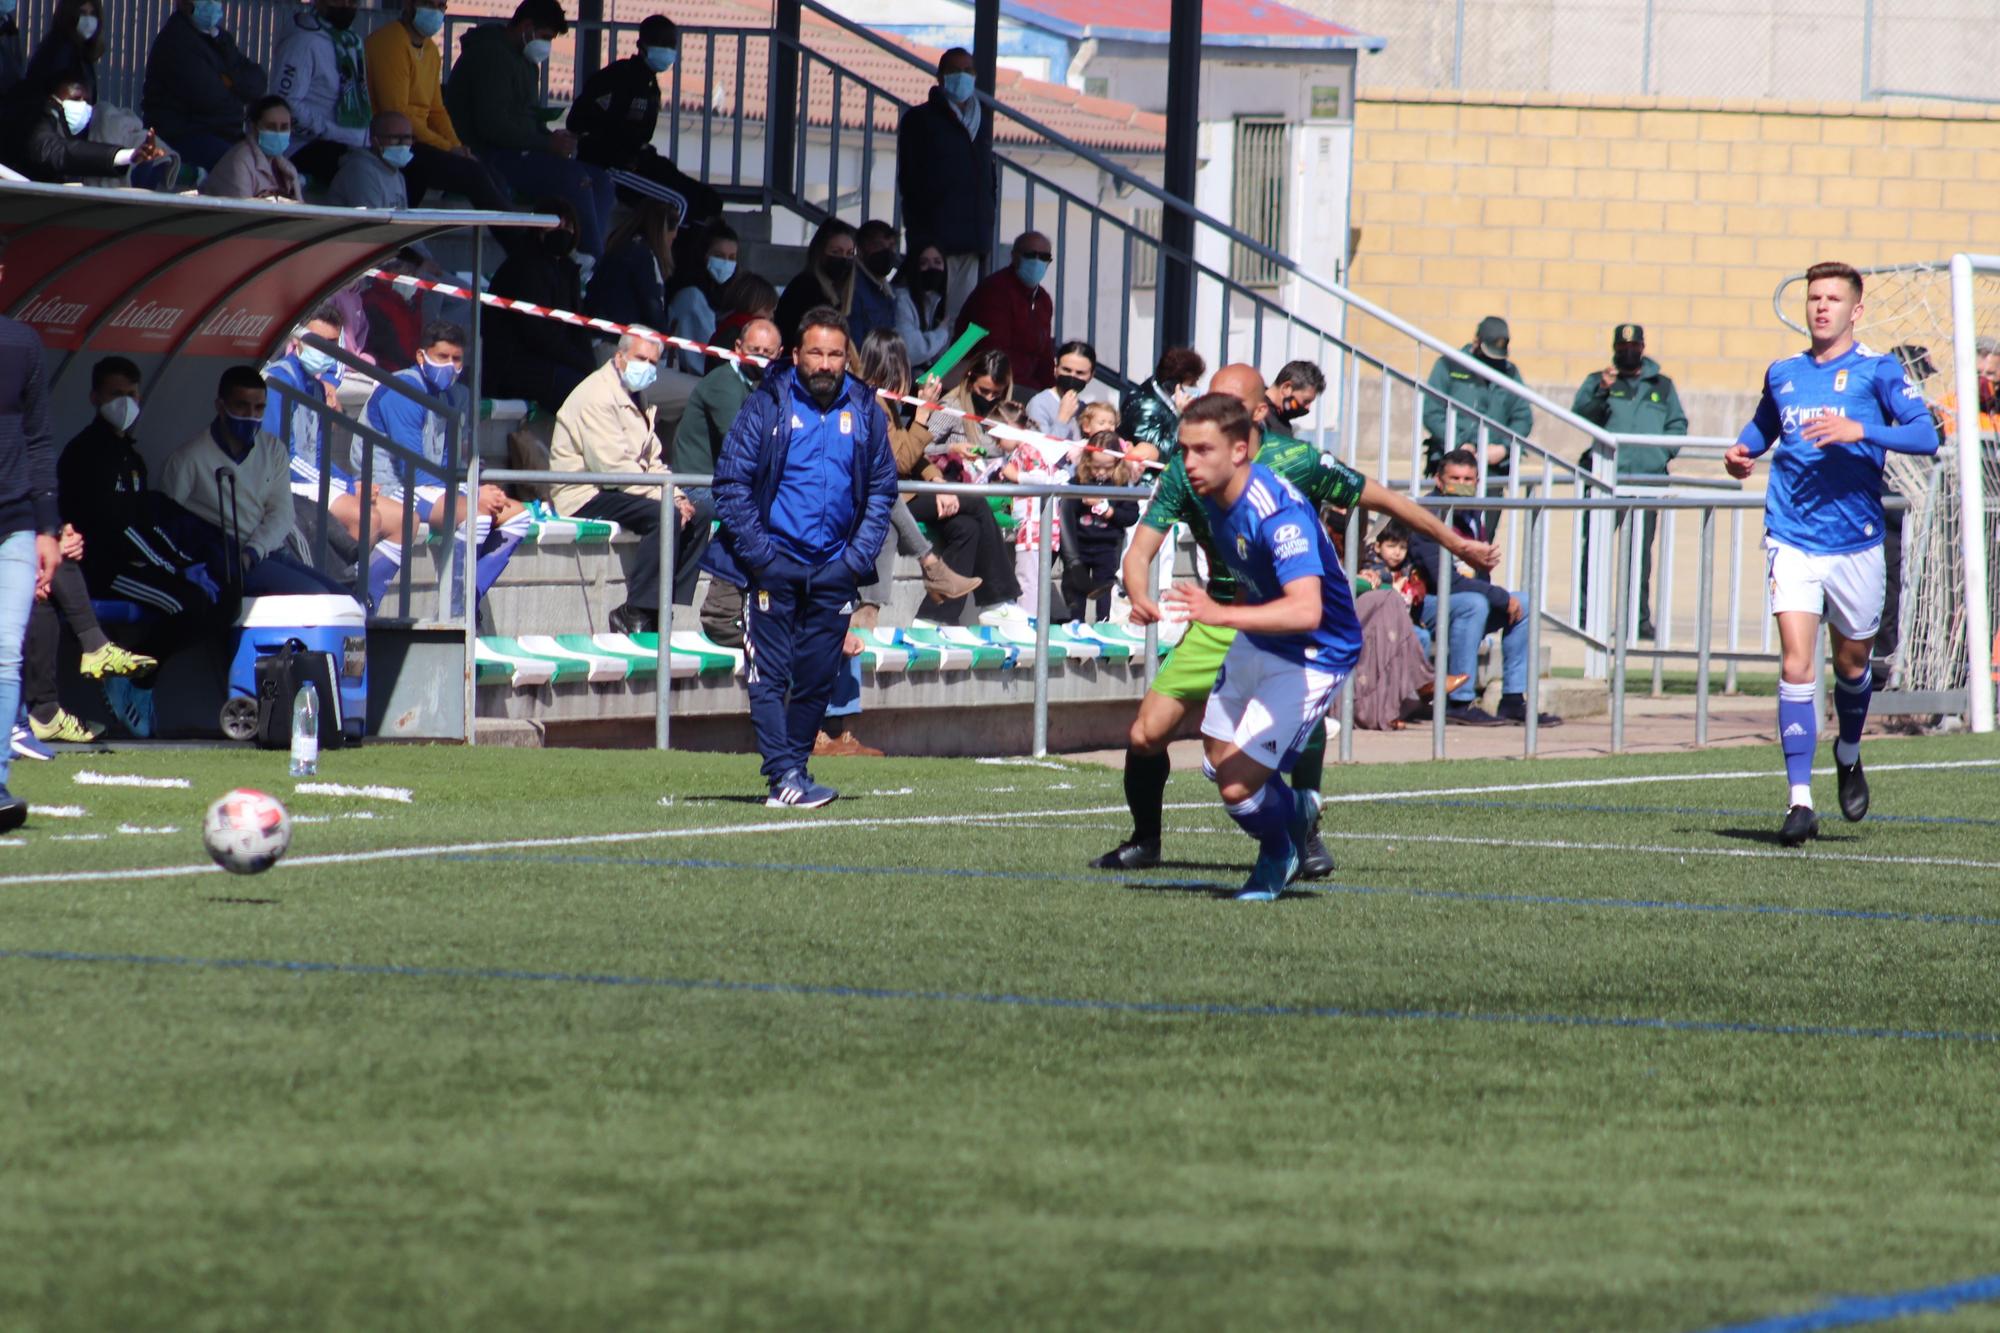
left=115, top=825, right=180, bottom=836
left=74, top=772, right=190, bottom=789
left=1319, top=757, right=2000, bottom=805
left=293, top=783, right=413, bottom=803
left=36, top=805, right=87, bottom=818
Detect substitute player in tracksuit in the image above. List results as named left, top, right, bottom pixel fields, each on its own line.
left=1092, top=363, right=1500, bottom=877
left=1725, top=260, right=1940, bottom=847
left=703, top=304, right=898, bottom=809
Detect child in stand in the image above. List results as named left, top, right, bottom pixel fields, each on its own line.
left=1076, top=401, right=1120, bottom=465
left=1060, top=430, right=1141, bottom=621
left=987, top=400, right=1066, bottom=619
left=1358, top=519, right=1426, bottom=614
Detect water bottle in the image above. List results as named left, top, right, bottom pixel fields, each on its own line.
left=289, top=684, right=319, bottom=777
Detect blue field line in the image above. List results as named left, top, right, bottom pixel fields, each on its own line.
left=448, top=852, right=2000, bottom=930
left=1383, top=796, right=2000, bottom=828
left=1695, top=1270, right=2000, bottom=1331
left=3, top=945, right=1999, bottom=1046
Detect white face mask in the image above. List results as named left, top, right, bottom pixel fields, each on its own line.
left=98, top=395, right=141, bottom=433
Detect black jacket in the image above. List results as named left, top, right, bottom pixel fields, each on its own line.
left=1405, top=496, right=1510, bottom=626
left=566, top=54, right=720, bottom=221
left=140, top=10, right=266, bottom=145
left=0, top=316, right=57, bottom=541
left=17, top=100, right=126, bottom=182
left=486, top=244, right=597, bottom=415
left=895, top=87, right=994, bottom=256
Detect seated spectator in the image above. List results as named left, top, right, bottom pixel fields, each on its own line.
left=13, top=76, right=169, bottom=185
left=357, top=251, right=424, bottom=368
left=486, top=197, right=595, bottom=417
left=708, top=271, right=777, bottom=360
left=663, top=220, right=737, bottom=376
left=199, top=95, right=303, bottom=201
left=139, top=0, right=267, bottom=171
left=1267, top=359, right=1325, bottom=431
left=955, top=230, right=1056, bottom=397
left=17, top=528, right=156, bottom=748
left=678, top=319, right=781, bottom=650
left=1075, top=399, right=1119, bottom=455
left=445, top=0, right=618, bottom=259
left=1404, top=448, right=1557, bottom=728
left=551, top=330, right=708, bottom=634
left=774, top=218, right=859, bottom=350
left=850, top=219, right=900, bottom=346
left=17, top=0, right=103, bottom=109
left=585, top=197, right=679, bottom=332
left=982, top=398, right=1062, bottom=618
left=1057, top=433, right=1137, bottom=621
left=927, top=347, right=1011, bottom=469
left=1026, top=339, right=1101, bottom=443
left=359, top=322, right=531, bottom=614
left=158, top=365, right=353, bottom=598
left=1119, top=345, right=1204, bottom=464
left=363, top=0, right=512, bottom=213
left=565, top=13, right=720, bottom=226
left=326, top=110, right=414, bottom=208
left=1423, top=315, right=1531, bottom=476
left=849, top=328, right=981, bottom=615
left=891, top=242, right=951, bottom=373
left=271, top=0, right=368, bottom=182
left=911, top=348, right=1025, bottom=625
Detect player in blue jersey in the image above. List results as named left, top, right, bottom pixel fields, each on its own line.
left=1161, top=393, right=1364, bottom=900
left=1725, top=260, right=1941, bottom=846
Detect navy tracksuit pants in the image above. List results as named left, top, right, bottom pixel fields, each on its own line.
left=744, top=562, right=857, bottom=785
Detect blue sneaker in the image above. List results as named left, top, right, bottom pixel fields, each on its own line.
left=1288, top=788, right=1323, bottom=885
left=1234, top=843, right=1299, bottom=902
left=766, top=769, right=838, bottom=809
left=9, top=724, right=52, bottom=761
left=101, top=676, right=155, bottom=738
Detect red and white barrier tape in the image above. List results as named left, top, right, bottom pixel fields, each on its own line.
left=362, top=267, right=1164, bottom=473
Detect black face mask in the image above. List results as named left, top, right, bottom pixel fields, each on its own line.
left=1053, top=374, right=1089, bottom=397
left=913, top=268, right=946, bottom=293
left=1613, top=348, right=1644, bottom=374
left=805, top=369, right=842, bottom=405
left=323, top=6, right=358, bottom=29
left=543, top=228, right=576, bottom=258
left=861, top=249, right=896, bottom=279
left=1275, top=399, right=1309, bottom=423
left=820, top=256, right=854, bottom=285
left=969, top=391, right=1000, bottom=417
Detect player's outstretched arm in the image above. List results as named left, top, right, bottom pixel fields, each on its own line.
left=1358, top=478, right=1500, bottom=573
left=1166, top=575, right=1321, bottom=635
left=1727, top=375, right=1782, bottom=478
left=1121, top=523, right=1168, bottom=624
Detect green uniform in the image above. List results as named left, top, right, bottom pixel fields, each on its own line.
left=1141, top=429, right=1366, bottom=701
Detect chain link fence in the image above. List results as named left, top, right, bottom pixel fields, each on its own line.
left=1302, top=0, right=2000, bottom=105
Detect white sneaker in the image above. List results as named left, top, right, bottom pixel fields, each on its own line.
left=978, top=602, right=1030, bottom=626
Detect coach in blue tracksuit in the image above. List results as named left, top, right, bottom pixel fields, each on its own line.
left=704, top=304, right=898, bottom=809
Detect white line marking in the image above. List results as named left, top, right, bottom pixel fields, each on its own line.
left=1318, top=758, right=2000, bottom=805
left=36, top=805, right=87, bottom=818
left=116, top=824, right=180, bottom=836
left=868, top=788, right=915, bottom=797
left=977, top=758, right=1071, bottom=771
left=293, top=783, right=413, bottom=803
left=74, top=772, right=190, bottom=789
left=292, top=812, right=384, bottom=824
left=50, top=834, right=105, bottom=843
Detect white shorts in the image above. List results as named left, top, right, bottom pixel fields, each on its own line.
left=1765, top=539, right=1885, bottom=639
left=1199, top=634, right=1347, bottom=773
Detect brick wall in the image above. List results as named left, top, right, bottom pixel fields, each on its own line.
left=1346, top=90, right=2000, bottom=437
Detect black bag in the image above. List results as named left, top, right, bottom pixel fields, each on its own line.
left=254, top=638, right=345, bottom=750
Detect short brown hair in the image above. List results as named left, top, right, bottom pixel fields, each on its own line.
left=1805, top=260, right=1863, bottom=298
left=1179, top=391, right=1253, bottom=443
left=1155, top=345, right=1205, bottom=387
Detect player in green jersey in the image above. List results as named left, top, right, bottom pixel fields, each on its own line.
left=1092, top=363, right=1502, bottom=875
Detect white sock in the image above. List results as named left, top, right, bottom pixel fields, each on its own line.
left=1834, top=738, right=1860, bottom=766
left=1790, top=782, right=1814, bottom=810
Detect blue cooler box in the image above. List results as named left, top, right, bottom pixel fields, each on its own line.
left=226, top=595, right=368, bottom=741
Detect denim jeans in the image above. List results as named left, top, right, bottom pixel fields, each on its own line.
left=0, top=531, right=40, bottom=791
left=1418, top=589, right=1533, bottom=701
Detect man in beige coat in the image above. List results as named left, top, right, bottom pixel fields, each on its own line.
left=551, top=330, right=707, bottom=634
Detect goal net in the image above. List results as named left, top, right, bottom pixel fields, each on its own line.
left=1778, top=262, right=2000, bottom=699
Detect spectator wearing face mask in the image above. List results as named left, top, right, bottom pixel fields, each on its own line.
left=19, top=0, right=105, bottom=109
left=850, top=219, right=901, bottom=347
left=1025, top=340, right=1103, bottom=443
left=1423, top=314, right=1532, bottom=476
left=775, top=219, right=861, bottom=351
left=486, top=197, right=596, bottom=417
left=551, top=330, right=706, bottom=634
left=918, top=348, right=1027, bottom=625
left=954, top=230, right=1056, bottom=397
left=895, top=47, right=993, bottom=323
left=892, top=242, right=951, bottom=373
left=14, top=75, right=168, bottom=184
left=566, top=13, right=720, bottom=227
left=327, top=110, right=415, bottom=208
left=707, top=271, right=778, bottom=364
left=664, top=221, right=738, bottom=376
left=364, top=0, right=513, bottom=214
left=445, top=0, right=619, bottom=258
left=676, top=317, right=781, bottom=647
left=270, top=0, right=368, bottom=182
left=586, top=198, right=681, bottom=333
left=140, top=0, right=268, bottom=171
left=1119, top=345, right=1204, bottom=465
left=199, top=94, right=303, bottom=200
left=1573, top=322, right=1687, bottom=640
left=1266, top=360, right=1325, bottom=433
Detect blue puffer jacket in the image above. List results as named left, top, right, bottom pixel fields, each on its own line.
left=701, top=359, right=899, bottom=587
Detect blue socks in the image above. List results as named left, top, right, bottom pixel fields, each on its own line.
left=1833, top=669, right=1871, bottom=765
left=1223, top=775, right=1296, bottom=858
left=1777, top=679, right=1817, bottom=807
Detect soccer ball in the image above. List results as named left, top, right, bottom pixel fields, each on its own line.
left=201, top=788, right=292, bottom=874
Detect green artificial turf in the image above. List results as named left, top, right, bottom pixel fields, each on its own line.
left=4, top=735, right=2000, bottom=1331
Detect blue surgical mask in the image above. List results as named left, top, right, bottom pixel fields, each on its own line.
left=644, top=45, right=676, bottom=73
left=940, top=71, right=974, bottom=103
left=298, top=343, right=339, bottom=381
left=621, top=357, right=659, bottom=394
left=418, top=355, right=458, bottom=393
left=409, top=5, right=442, bottom=37
left=1016, top=256, right=1049, bottom=287
left=706, top=255, right=736, bottom=286
left=191, top=0, right=223, bottom=32
left=76, top=14, right=97, bottom=37
left=382, top=143, right=414, bottom=168
left=523, top=37, right=551, bottom=64
left=60, top=99, right=92, bottom=134
left=257, top=128, right=291, bottom=157
left=222, top=413, right=259, bottom=448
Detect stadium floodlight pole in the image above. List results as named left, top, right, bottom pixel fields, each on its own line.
left=1032, top=497, right=1054, bottom=758
left=1949, top=253, right=1996, bottom=732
